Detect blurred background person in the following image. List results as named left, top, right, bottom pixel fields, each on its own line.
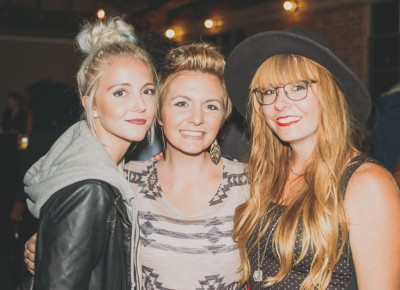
left=371, top=80, right=400, bottom=174
left=1, top=92, right=27, bottom=135
left=8, top=79, right=80, bottom=285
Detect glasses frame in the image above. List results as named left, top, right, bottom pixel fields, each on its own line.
left=253, top=80, right=317, bottom=105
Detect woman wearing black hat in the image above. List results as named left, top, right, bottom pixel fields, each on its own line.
left=226, top=29, right=400, bottom=289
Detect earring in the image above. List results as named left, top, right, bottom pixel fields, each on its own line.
left=210, top=139, right=221, bottom=165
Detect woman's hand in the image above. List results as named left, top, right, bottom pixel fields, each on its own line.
left=24, top=233, right=37, bottom=275
left=150, top=152, right=163, bottom=161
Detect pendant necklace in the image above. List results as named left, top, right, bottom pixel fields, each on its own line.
left=253, top=207, right=282, bottom=282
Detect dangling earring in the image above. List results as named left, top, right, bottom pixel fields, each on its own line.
left=210, top=139, right=221, bottom=165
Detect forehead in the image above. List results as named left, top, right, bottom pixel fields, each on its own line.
left=99, top=57, right=153, bottom=85
left=166, top=71, right=224, bottom=100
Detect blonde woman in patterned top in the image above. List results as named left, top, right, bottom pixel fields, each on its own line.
left=123, top=43, right=249, bottom=289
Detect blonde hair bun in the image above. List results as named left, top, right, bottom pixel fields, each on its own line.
left=76, top=16, right=137, bottom=55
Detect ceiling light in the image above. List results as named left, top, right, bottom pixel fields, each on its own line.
left=165, top=28, right=176, bottom=39
left=96, top=8, right=106, bottom=19
left=204, top=19, right=214, bottom=29
left=283, top=1, right=298, bottom=12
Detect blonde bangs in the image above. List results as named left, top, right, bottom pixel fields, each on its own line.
left=251, top=55, right=320, bottom=90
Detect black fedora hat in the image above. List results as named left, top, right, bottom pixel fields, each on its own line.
left=225, top=28, right=371, bottom=124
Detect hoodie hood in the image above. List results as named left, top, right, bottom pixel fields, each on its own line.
left=24, top=121, right=134, bottom=219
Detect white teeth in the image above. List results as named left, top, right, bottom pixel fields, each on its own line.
left=180, top=130, right=204, bottom=137
left=278, top=116, right=300, bottom=124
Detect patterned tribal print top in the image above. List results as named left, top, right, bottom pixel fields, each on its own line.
left=124, top=157, right=249, bottom=290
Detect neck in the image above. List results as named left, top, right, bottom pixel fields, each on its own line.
left=93, top=119, right=131, bottom=165
left=160, top=146, right=218, bottom=179
left=289, top=142, right=315, bottom=174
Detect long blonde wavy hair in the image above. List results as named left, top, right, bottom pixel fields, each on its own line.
left=233, top=54, right=361, bottom=289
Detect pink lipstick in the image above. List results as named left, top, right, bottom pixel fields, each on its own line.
left=126, top=119, right=146, bottom=125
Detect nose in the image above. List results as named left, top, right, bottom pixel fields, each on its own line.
left=274, top=87, right=291, bottom=111
left=131, top=94, right=146, bottom=112
left=189, top=106, right=204, bottom=125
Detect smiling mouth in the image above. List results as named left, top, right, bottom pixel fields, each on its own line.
left=180, top=130, right=205, bottom=137
left=276, top=116, right=301, bottom=126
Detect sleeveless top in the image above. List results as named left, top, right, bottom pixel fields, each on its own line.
left=248, top=155, right=379, bottom=290
left=124, top=157, right=249, bottom=290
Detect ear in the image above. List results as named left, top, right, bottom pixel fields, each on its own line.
left=158, top=118, right=163, bottom=126
left=81, top=96, right=99, bottom=118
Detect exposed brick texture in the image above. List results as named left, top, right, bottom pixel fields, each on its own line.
left=247, top=3, right=370, bottom=86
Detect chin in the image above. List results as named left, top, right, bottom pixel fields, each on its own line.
left=124, top=133, right=147, bottom=143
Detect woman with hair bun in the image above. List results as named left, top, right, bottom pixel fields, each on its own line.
left=21, top=16, right=156, bottom=289
left=123, top=42, right=248, bottom=289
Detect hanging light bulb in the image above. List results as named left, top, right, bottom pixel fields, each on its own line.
left=283, top=1, right=298, bottom=12
left=204, top=19, right=214, bottom=29
left=165, top=28, right=176, bottom=39
left=97, top=8, right=106, bottom=19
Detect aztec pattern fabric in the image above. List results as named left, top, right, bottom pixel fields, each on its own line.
left=124, top=158, right=249, bottom=290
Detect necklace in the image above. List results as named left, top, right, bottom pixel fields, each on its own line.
left=289, top=166, right=303, bottom=176
left=288, top=149, right=305, bottom=177
left=253, top=207, right=282, bottom=282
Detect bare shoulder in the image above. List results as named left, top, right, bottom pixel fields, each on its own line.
left=345, top=162, right=400, bottom=288
left=344, top=161, right=400, bottom=222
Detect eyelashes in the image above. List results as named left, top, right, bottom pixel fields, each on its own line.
left=112, top=87, right=156, bottom=97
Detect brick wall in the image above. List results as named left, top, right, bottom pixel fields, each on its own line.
left=246, top=2, right=370, bottom=86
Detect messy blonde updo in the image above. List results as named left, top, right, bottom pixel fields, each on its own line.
left=76, top=16, right=157, bottom=141
left=157, top=42, right=232, bottom=125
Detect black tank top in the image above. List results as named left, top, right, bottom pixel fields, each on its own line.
left=248, top=155, right=378, bottom=289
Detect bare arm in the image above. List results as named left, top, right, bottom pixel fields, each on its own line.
left=344, top=162, right=400, bottom=289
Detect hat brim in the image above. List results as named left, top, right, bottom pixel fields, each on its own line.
left=225, top=31, right=371, bottom=124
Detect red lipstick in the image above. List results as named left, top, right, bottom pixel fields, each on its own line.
left=275, top=116, right=300, bottom=127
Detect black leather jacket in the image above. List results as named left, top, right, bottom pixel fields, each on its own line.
left=31, top=179, right=133, bottom=290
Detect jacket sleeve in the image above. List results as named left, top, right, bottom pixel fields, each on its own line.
left=35, top=181, right=114, bottom=290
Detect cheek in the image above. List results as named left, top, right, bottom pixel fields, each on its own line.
left=216, top=114, right=224, bottom=127
left=144, top=97, right=157, bottom=116
left=159, top=108, right=181, bottom=132
left=262, top=106, right=273, bottom=122
left=208, top=113, right=224, bottom=132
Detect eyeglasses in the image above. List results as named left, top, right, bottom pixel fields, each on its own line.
left=253, top=80, right=316, bottom=105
